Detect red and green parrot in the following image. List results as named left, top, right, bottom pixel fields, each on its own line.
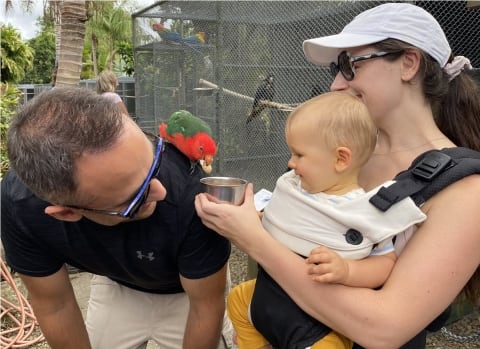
left=159, top=110, right=217, bottom=174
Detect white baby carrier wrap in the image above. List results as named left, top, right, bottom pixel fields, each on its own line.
left=262, top=171, right=427, bottom=259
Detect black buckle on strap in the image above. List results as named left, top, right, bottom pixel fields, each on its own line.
left=370, top=151, right=454, bottom=212
left=412, top=151, right=452, bottom=180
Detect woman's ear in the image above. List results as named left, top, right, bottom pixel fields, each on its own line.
left=401, top=49, right=421, bottom=82
left=335, top=147, right=352, bottom=173
left=45, top=205, right=83, bottom=222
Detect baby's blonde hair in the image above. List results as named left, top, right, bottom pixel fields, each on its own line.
left=286, top=92, right=377, bottom=168
left=96, top=70, right=118, bottom=94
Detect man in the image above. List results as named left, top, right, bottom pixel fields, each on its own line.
left=1, top=88, right=231, bottom=349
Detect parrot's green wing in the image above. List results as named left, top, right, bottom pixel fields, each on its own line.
left=166, top=110, right=212, bottom=137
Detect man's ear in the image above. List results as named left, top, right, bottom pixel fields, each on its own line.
left=335, top=147, right=352, bottom=173
left=401, top=49, right=421, bottom=82
left=45, top=205, right=83, bottom=222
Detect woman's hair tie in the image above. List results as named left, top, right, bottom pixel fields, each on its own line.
left=444, top=56, right=473, bottom=81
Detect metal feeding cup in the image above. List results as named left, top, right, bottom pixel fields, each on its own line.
left=200, top=177, right=248, bottom=205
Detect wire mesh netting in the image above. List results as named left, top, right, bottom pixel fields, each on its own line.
left=132, top=1, right=480, bottom=191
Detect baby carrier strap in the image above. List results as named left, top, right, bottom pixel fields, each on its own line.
left=370, top=147, right=480, bottom=212
left=361, top=147, right=480, bottom=348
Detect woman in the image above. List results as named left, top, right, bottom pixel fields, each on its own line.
left=96, top=70, right=129, bottom=115
left=195, top=3, right=480, bottom=349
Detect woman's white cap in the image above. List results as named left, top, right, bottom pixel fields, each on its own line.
left=303, top=3, right=451, bottom=67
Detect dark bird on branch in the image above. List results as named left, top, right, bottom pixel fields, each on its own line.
left=247, top=74, right=275, bottom=124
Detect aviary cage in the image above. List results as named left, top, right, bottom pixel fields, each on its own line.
left=132, top=1, right=480, bottom=190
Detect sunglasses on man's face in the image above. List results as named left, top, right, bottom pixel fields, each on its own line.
left=68, top=131, right=164, bottom=219
left=329, top=50, right=403, bottom=81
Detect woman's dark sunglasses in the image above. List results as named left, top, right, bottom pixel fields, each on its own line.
left=330, top=50, right=403, bottom=81
left=68, top=131, right=164, bottom=219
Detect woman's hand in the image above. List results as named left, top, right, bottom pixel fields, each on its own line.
left=195, top=183, right=266, bottom=251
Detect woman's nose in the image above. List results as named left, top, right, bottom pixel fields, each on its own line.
left=148, top=178, right=167, bottom=201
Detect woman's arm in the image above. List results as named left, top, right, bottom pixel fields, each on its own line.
left=195, top=177, right=480, bottom=348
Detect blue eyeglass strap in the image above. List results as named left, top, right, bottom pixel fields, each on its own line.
left=122, top=135, right=164, bottom=217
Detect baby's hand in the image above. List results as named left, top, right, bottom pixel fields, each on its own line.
left=305, top=246, right=349, bottom=284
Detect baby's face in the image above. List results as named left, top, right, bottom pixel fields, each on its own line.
left=286, top=119, right=338, bottom=194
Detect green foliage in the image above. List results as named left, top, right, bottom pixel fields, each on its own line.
left=81, top=44, right=95, bottom=79
left=23, top=24, right=56, bottom=84
left=0, top=83, right=20, bottom=177
left=85, top=1, right=133, bottom=73
left=4, top=0, right=139, bottom=84
left=117, top=41, right=134, bottom=76
left=1, top=24, right=34, bottom=83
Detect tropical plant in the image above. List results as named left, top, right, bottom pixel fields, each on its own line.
left=3, top=0, right=36, bottom=15
left=0, top=24, right=34, bottom=83
left=102, top=6, right=131, bottom=69
left=85, top=0, right=112, bottom=76
left=117, top=41, right=134, bottom=76
left=85, top=1, right=132, bottom=74
left=0, top=83, right=21, bottom=177
left=23, top=18, right=56, bottom=84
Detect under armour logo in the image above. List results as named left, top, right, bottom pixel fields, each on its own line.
left=136, top=251, right=155, bottom=261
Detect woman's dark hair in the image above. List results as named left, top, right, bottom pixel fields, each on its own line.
left=374, top=39, right=480, bottom=304
left=374, top=39, right=480, bottom=151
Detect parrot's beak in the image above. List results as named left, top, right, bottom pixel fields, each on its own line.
left=200, top=155, right=214, bottom=174
left=204, top=154, right=214, bottom=166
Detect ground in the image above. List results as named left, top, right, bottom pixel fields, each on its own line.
left=1, top=247, right=479, bottom=348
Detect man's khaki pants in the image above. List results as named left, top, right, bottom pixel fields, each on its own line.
left=86, top=275, right=233, bottom=349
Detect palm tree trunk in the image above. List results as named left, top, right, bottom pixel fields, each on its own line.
left=91, top=33, right=98, bottom=76
left=50, top=1, right=62, bottom=58
left=55, top=0, right=87, bottom=87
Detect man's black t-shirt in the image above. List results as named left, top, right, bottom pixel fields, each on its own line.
left=1, top=143, right=230, bottom=294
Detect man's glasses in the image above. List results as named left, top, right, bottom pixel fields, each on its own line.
left=330, top=50, right=403, bottom=81
left=68, top=131, right=164, bottom=219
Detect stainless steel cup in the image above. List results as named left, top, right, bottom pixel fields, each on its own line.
left=200, top=177, right=248, bottom=205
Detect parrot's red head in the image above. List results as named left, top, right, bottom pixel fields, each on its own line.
left=192, top=133, right=217, bottom=165
left=159, top=121, right=217, bottom=173
left=159, top=110, right=218, bottom=173
left=172, top=132, right=216, bottom=165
